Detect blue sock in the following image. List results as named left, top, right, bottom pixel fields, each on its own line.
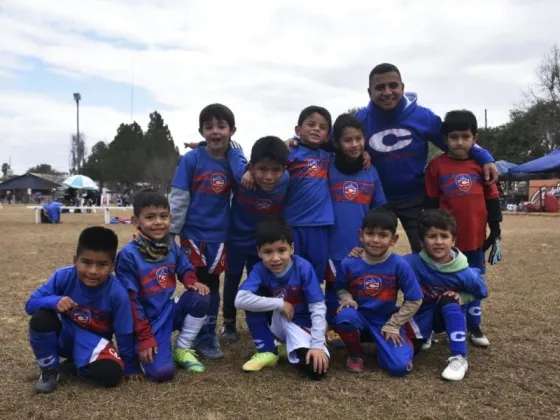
left=199, top=290, right=220, bottom=336
left=29, top=329, right=60, bottom=372
left=441, top=303, right=467, bottom=357
left=245, top=311, right=276, bottom=353
left=466, top=299, right=482, bottom=329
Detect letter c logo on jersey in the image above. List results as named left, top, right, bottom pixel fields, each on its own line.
left=211, top=173, right=227, bottom=193
left=369, top=128, right=413, bottom=153
left=155, top=267, right=171, bottom=288
left=363, top=276, right=382, bottom=296
left=454, top=174, right=472, bottom=193
left=307, top=159, right=319, bottom=176
left=343, top=181, right=359, bottom=201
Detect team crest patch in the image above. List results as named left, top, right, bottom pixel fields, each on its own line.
left=364, top=276, right=382, bottom=296
left=211, top=173, right=227, bottom=193
left=72, top=307, right=91, bottom=325
left=275, top=289, right=287, bottom=299
left=256, top=199, right=272, bottom=211
left=307, top=159, right=319, bottom=176
left=155, top=266, right=171, bottom=288
left=454, top=174, right=472, bottom=192
left=343, top=181, right=359, bottom=201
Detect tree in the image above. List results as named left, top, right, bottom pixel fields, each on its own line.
left=27, top=163, right=60, bottom=174
left=69, top=133, right=87, bottom=174
left=347, top=106, right=365, bottom=115
left=142, top=111, right=179, bottom=191
left=82, top=141, right=109, bottom=188
left=1, top=163, right=9, bottom=178
left=104, top=122, right=146, bottom=188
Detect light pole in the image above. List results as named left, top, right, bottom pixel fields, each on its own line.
left=73, top=93, right=81, bottom=174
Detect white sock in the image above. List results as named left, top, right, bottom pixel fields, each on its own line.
left=176, top=315, right=206, bottom=349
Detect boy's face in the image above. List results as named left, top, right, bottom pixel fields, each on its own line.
left=368, top=72, right=404, bottom=111
left=446, top=130, right=476, bottom=159
left=295, top=112, right=330, bottom=148
left=199, top=117, right=236, bottom=156
left=359, top=227, right=398, bottom=258
left=74, top=250, right=114, bottom=288
left=132, top=205, right=171, bottom=242
left=337, top=127, right=365, bottom=159
left=258, top=240, right=294, bottom=274
left=250, top=159, right=285, bottom=192
left=422, top=227, right=455, bottom=264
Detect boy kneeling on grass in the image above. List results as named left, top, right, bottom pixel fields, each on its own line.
left=26, top=226, right=136, bottom=393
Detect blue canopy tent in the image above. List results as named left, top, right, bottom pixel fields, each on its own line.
left=496, top=160, right=518, bottom=175
left=509, top=148, right=560, bottom=174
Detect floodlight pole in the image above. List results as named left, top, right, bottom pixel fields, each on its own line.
left=73, top=93, right=81, bottom=173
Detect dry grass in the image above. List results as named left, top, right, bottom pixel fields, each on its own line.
left=0, top=206, right=559, bottom=420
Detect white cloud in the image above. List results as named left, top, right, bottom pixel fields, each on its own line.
left=0, top=0, right=559, bottom=173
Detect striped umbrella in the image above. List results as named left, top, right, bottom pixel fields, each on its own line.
left=62, top=175, right=99, bottom=190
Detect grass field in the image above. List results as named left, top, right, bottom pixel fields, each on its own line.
left=0, top=206, right=559, bottom=420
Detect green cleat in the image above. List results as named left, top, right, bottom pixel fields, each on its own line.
left=277, top=344, right=288, bottom=359
left=242, top=352, right=279, bottom=372
left=173, top=347, right=205, bottom=373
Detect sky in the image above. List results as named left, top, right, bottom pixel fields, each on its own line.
left=0, top=0, right=558, bottom=174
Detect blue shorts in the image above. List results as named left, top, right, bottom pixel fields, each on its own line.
left=226, top=243, right=261, bottom=276
left=463, top=248, right=486, bottom=274
left=180, top=238, right=227, bottom=275
left=291, top=226, right=328, bottom=282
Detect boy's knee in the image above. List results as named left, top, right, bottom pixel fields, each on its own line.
left=89, top=359, right=123, bottom=388
left=438, top=295, right=461, bottom=309
left=29, top=309, right=61, bottom=333
left=385, top=359, right=414, bottom=378
left=333, top=307, right=360, bottom=330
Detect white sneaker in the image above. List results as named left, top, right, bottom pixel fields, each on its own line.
left=422, top=332, right=434, bottom=350
left=441, top=355, right=468, bottom=381
left=468, top=328, right=490, bottom=347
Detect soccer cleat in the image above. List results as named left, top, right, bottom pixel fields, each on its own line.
left=220, top=321, right=239, bottom=344
left=327, top=329, right=345, bottom=349
left=345, top=356, right=365, bottom=373
left=195, top=335, right=224, bottom=359
left=441, top=355, right=468, bottom=381
left=173, top=347, right=205, bottom=373
left=277, top=344, right=288, bottom=359
left=35, top=368, right=60, bottom=393
left=242, top=352, right=279, bottom=372
left=468, top=327, right=490, bottom=347
left=422, top=332, right=436, bottom=350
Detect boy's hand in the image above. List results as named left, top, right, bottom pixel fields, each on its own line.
left=188, top=282, right=210, bottom=295
left=241, top=171, right=255, bottom=190
left=281, top=301, right=295, bottom=321
left=306, top=349, right=329, bottom=374
left=125, top=373, right=145, bottom=381
left=382, top=330, right=403, bottom=347
left=184, top=141, right=200, bottom=149
left=284, top=138, right=298, bottom=151
left=337, top=300, right=358, bottom=314
left=56, top=296, right=77, bottom=313
left=348, top=247, right=364, bottom=258
left=443, top=290, right=462, bottom=305
left=362, top=151, right=371, bottom=169
left=139, top=346, right=158, bottom=364
left=483, top=162, right=499, bottom=185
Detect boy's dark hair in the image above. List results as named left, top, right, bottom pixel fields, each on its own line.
left=333, top=113, right=364, bottom=144
left=419, top=209, right=457, bottom=238
left=250, top=136, right=289, bottom=166
left=362, top=208, right=398, bottom=235
left=133, top=189, right=169, bottom=217
left=76, top=226, right=119, bottom=261
left=297, top=106, right=332, bottom=132
left=255, top=215, right=293, bottom=248
left=199, top=103, right=235, bottom=130
left=442, top=110, right=478, bottom=136
left=369, top=63, right=402, bottom=86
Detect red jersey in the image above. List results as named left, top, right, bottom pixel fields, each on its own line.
left=425, top=154, right=499, bottom=251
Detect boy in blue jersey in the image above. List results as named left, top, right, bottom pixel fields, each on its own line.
left=355, top=63, right=498, bottom=253
left=235, top=216, right=329, bottom=379
left=326, top=113, right=387, bottom=346
left=221, top=136, right=289, bottom=343
left=404, top=210, right=488, bottom=381
left=170, top=103, right=247, bottom=359
left=26, top=226, right=135, bottom=393
left=116, top=190, right=211, bottom=382
left=333, top=209, right=423, bottom=376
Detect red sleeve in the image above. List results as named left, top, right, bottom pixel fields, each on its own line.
left=181, top=271, right=198, bottom=288
left=128, top=291, right=157, bottom=351
left=484, top=182, right=499, bottom=200
left=425, top=159, right=440, bottom=199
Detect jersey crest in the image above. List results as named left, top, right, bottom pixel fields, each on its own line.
left=364, top=276, right=382, bottom=296
left=211, top=173, right=227, bottom=193
left=274, top=289, right=287, bottom=300
left=307, top=159, right=319, bottom=176
left=343, top=181, right=359, bottom=201
left=256, top=199, right=272, bottom=211
left=155, top=266, right=172, bottom=288
left=454, top=174, right=472, bottom=192
left=72, top=307, right=92, bottom=325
